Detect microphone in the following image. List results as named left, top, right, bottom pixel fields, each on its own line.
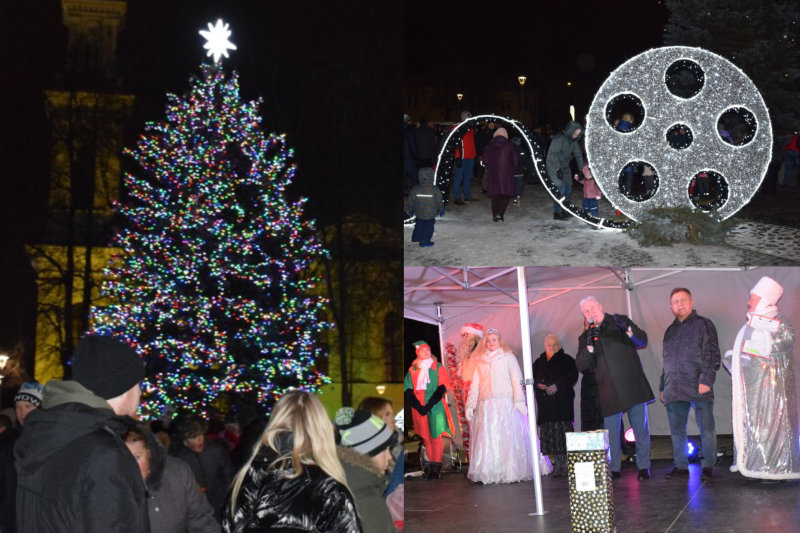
left=588, top=318, right=599, bottom=344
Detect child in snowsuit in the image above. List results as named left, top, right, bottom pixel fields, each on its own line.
left=407, top=167, right=444, bottom=247
left=574, top=164, right=602, bottom=218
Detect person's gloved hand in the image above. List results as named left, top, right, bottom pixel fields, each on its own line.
left=613, top=315, right=629, bottom=332
left=466, top=407, right=474, bottom=421
left=546, top=384, right=557, bottom=395
left=514, top=403, right=527, bottom=415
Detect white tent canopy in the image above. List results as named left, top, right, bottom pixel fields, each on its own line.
left=404, top=266, right=800, bottom=436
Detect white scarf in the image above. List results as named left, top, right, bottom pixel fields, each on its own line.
left=415, top=358, right=433, bottom=390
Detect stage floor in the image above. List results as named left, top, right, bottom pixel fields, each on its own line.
left=405, top=456, right=800, bottom=533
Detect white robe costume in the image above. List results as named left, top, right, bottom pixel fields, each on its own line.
left=723, top=277, right=800, bottom=480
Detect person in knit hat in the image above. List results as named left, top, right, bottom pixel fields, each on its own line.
left=723, top=276, right=800, bottom=481
left=404, top=340, right=454, bottom=481
left=13, top=381, right=44, bottom=427
left=14, top=334, right=149, bottom=532
left=481, top=127, right=519, bottom=222
left=406, top=167, right=445, bottom=247
left=334, top=407, right=396, bottom=533
left=0, top=382, right=45, bottom=532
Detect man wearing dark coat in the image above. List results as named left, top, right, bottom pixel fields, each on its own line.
left=14, top=335, right=150, bottom=533
left=174, top=419, right=235, bottom=520
left=576, top=296, right=654, bottom=482
left=545, top=120, right=585, bottom=220
left=660, top=288, right=720, bottom=482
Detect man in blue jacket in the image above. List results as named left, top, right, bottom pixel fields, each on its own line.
left=660, top=288, right=721, bottom=482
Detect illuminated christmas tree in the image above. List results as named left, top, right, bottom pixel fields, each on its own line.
left=90, top=20, right=329, bottom=419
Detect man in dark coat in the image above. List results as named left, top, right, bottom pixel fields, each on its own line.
left=660, top=287, right=720, bottom=482
left=576, top=296, right=654, bottom=481
left=403, top=114, right=418, bottom=193
left=545, top=120, right=585, bottom=220
left=174, top=419, right=235, bottom=520
left=15, top=335, right=150, bottom=532
left=414, top=118, right=439, bottom=168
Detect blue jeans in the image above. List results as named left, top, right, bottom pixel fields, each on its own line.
left=453, top=158, right=475, bottom=200
left=553, top=184, right=572, bottom=213
left=666, top=400, right=716, bottom=469
left=582, top=198, right=599, bottom=218
left=604, top=402, right=650, bottom=472
left=784, top=150, right=799, bottom=185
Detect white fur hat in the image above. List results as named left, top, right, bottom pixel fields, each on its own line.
left=750, top=276, right=783, bottom=307
left=460, top=323, right=484, bottom=338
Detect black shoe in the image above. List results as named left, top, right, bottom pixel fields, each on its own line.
left=637, top=469, right=650, bottom=481
left=665, top=467, right=689, bottom=480
left=493, top=216, right=500, bottom=222
left=499, top=214, right=504, bottom=222
left=454, top=200, right=465, bottom=205
left=701, top=467, right=714, bottom=481
left=553, top=212, right=564, bottom=220
left=611, top=471, right=621, bottom=480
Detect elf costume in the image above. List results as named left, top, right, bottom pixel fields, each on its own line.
left=404, top=340, right=454, bottom=480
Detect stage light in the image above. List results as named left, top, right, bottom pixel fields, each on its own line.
left=624, top=427, right=636, bottom=444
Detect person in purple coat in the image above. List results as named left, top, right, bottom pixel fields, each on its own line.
left=481, top=127, right=519, bottom=222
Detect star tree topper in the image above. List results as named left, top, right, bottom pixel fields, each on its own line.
left=199, top=19, right=237, bottom=64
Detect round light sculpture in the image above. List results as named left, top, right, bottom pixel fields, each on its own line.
left=585, top=46, right=772, bottom=222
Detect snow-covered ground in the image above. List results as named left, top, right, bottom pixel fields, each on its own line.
left=403, top=182, right=800, bottom=267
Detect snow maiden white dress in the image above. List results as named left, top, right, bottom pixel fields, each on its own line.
left=465, top=347, right=534, bottom=484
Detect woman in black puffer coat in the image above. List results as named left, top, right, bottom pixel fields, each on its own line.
left=222, top=391, right=362, bottom=533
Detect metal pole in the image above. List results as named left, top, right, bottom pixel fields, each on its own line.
left=517, top=267, right=546, bottom=515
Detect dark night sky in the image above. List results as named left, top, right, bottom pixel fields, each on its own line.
left=404, top=0, right=669, bottom=124
left=1, top=0, right=402, bottom=243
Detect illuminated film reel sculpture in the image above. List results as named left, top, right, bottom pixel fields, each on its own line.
left=585, top=46, right=772, bottom=223
left=404, top=114, right=545, bottom=226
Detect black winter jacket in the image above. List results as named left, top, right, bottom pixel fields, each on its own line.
left=660, top=310, right=721, bottom=403
left=143, top=427, right=219, bottom=533
left=222, top=439, right=362, bottom=532
left=532, top=349, right=578, bottom=424
left=576, top=313, right=654, bottom=417
left=14, top=380, right=149, bottom=533
left=174, top=438, right=234, bottom=520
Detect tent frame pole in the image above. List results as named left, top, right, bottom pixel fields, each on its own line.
left=517, top=267, right=547, bottom=515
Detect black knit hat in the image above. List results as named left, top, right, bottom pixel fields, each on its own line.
left=334, top=408, right=396, bottom=457
left=71, top=335, right=145, bottom=399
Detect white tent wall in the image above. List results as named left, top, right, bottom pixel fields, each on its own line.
left=404, top=266, right=800, bottom=436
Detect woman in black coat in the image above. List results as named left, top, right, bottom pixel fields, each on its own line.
left=222, top=391, right=362, bottom=532
left=532, top=334, right=578, bottom=477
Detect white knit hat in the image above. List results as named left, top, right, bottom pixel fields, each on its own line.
left=750, top=276, right=783, bottom=307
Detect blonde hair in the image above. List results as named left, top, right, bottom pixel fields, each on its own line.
left=474, top=329, right=511, bottom=356
left=228, top=391, right=348, bottom=515
left=622, top=112, right=635, bottom=123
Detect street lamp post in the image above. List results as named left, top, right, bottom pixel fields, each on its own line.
left=518, top=75, right=527, bottom=121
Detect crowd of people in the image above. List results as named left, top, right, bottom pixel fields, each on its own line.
left=0, top=334, right=403, bottom=532
left=405, top=275, right=800, bottom=487
left=404, top=112, right=800, bottom=240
